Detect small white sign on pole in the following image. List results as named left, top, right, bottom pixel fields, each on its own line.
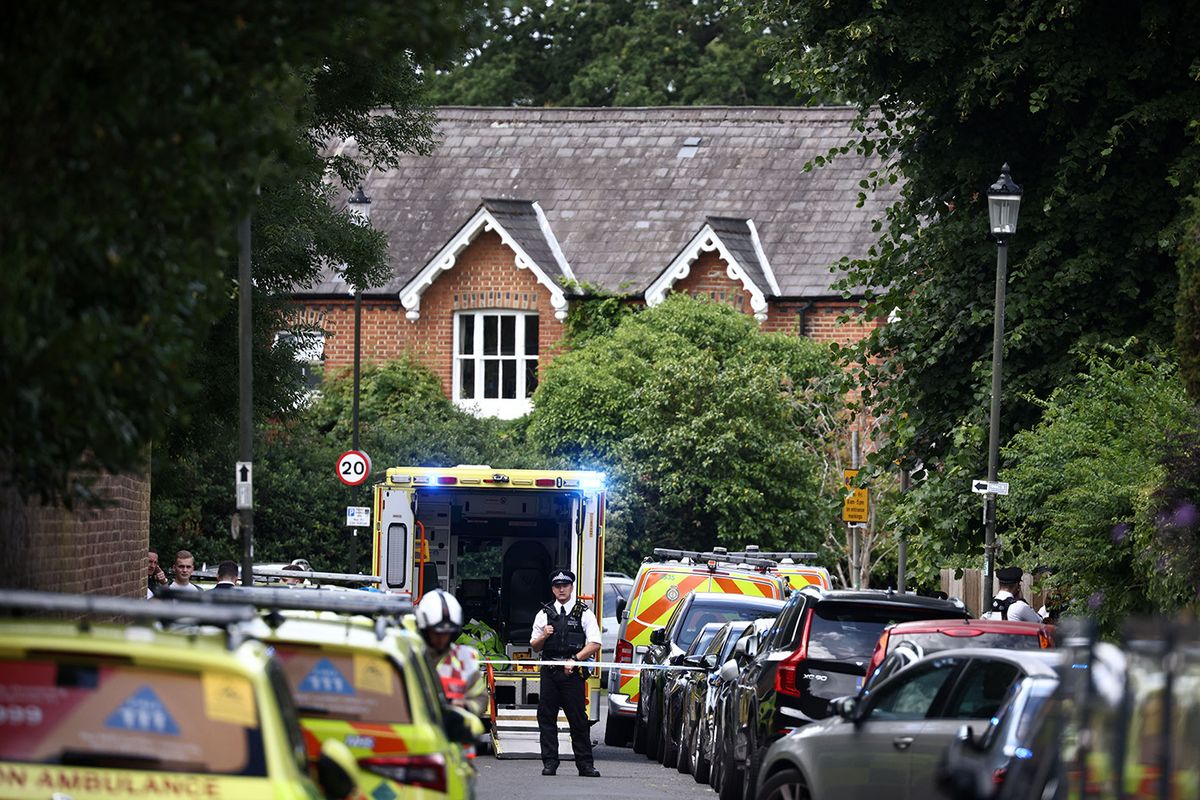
left=971, top=479, right=1010, bottom=496
left=346, top=506, right=371, bottom=528
left=235, top=461, right=253, bottom=510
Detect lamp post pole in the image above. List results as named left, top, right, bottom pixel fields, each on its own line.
left=347, top=186, right=372, bottom=453
left=983, top=164, right=1022, bottom=610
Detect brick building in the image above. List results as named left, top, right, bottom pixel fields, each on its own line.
left=296, top=107, right=895, bottom=417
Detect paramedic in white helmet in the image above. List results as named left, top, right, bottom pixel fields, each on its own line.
left=415, top=589, right=487, bottom=718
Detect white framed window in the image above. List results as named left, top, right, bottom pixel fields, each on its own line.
left=453, top=311, right=539, bottom=418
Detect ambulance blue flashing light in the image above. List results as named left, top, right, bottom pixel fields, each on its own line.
left=580, top=473, right=606, bottom=490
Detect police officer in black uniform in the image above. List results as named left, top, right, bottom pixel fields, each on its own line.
left=530, top=568, right=602, bottom=777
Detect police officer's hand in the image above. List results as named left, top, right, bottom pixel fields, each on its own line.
left=543, top=624, right=555, bottom=636
left=564, top=659, right=577, bottom=673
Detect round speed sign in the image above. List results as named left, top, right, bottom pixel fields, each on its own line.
left=336, top=450, right=371, bottom=487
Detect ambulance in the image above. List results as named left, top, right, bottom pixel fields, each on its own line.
left=372, top=465, right=606, bottom=757
left=604, top=548, right=812, bottom=746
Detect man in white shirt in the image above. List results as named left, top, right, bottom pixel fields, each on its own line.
left=984, top=567, right=1042, bottom=622
left=530, top=569, right=601, bottom=777
left=170, top=550, right=203, bottom=591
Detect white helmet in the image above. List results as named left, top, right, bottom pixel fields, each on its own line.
left=415, top=589, right=463, bottom=637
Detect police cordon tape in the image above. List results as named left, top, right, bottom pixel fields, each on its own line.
left=479, top=658, right=703, bottom=671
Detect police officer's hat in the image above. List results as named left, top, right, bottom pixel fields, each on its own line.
left=996, top=567, right=1024, bottom=583
left=550, top=569, right=576, bottom=585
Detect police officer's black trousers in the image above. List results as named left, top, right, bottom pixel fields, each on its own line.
left=538, top=665, right=593, bottom=771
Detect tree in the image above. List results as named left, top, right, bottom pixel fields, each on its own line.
left=1, top=2, right=469, bottom=506
left=752, top=0, right=1200, bottom=559
left=529, top=295, right=843, bottom=576
left=427, top=0, right=807, bottom=107
left=155, top=358, right=537, bottom=571
left=1000, top=345, right=1197, bottom=632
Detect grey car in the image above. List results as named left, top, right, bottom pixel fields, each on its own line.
left=601, top=576, right=634, bottom=662
left=935, top=673, right=1060, bottom=800
left=753, top=648, right=1062, bottom=800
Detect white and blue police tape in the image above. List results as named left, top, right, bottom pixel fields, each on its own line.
left=479, top=659, right=702, bottom=671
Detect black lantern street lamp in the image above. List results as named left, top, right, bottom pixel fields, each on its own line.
left=346, top=185, right=372, bottom=453
left=982, top=164, right=1022, bottom=609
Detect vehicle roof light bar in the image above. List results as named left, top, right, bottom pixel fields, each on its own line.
left=158, top=585, right=413, bottom=617
left=0, top=589, right=256, bottom=627
left=192, top=567, right=382, bottom=585
left=651, top=547, right=779, bottom=569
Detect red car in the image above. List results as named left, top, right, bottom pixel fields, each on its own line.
left=863, top=617, right=1054, bottom=691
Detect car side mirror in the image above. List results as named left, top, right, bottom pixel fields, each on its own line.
left=719, top=659, right=740, bottom=682
left=832, top=696, right=860, bottom=723
left=317, top=738, right=359, bottom=800
left=615, top=597, right=627, bottom=620
left=744, top=638, right=759, bottom=659
left=702, top=653, right=719, bottom=671
left=956, top=724, right=982, bottom=751
left=682, top=654, right=703, bottom=668
left=650, top=628, right=666, bottom=645
left=442, top=705, right=483, bottom=745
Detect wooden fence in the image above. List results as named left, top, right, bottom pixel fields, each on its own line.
left=940, top=568, right=1044, bottom=619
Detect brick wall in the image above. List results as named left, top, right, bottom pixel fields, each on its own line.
left=314, top=231, right=565, bottom=397
left=302, top=237, right=881, bottom=401
left=0, top=472, right=149, bottom=597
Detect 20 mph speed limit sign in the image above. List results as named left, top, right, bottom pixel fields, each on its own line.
left=336, top=450, right=371, bottom=487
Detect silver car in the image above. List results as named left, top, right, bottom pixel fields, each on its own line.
left=601, top=576, right=634, bottom=662
left=753, top=648, right=1062, bottom=800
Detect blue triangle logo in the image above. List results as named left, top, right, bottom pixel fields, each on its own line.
left=105, top=686, right=180, bottom=734
left=298, top=658, right=354, bottom=695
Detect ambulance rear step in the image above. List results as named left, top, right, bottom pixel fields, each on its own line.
left=490, top=709, right=591, bottom=760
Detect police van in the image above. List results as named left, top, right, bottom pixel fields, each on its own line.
left=605, top=548, right=810, bottom=746
left=372, top=465, right=606, bottom=757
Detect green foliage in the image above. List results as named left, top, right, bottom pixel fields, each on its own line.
left=529, top=295, right=842, bottom=575
left=751, top=0, right=1200, bottom=565
left=427, top=0, right=810, bottom=107
left=155, top=358, right=537, bottom=572
left=999, top=345, right=1196, bottom=632
left=560, top=282, right=636, bottom=347
left=1177, top=190, right=1200, bottom=400
left=1, top=1, right=469, bottom=505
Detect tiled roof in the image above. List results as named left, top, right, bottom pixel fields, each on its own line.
left=301, top=106, right=895, bottom=299
left=480, top=198, right=571, bottom=286
left=705, top=216, right=775, bottom=298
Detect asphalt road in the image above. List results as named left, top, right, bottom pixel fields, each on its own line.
left=476, top=711, right=716, bottom=800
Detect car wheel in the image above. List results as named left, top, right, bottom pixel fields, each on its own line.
left=758, top=768, right=810, bottom=800
left=693, top=718, right=711, bottom=784
left=676, top=712, right=692, bottom=774
left=632, top=698, right=647, bottom=754
left=719, top=735, right=744, bottom=800
left=645, top=693, right=662, bottom=761
left=661, top=700, right=677, bottom=765
left=742, top=738, right=762, bottom=800
left=604, top=713, right=633, bottom=747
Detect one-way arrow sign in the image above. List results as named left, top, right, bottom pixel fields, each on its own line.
left=236, top=461, right=253, bottom=510
left=971, top=479, right=1009, bottom=496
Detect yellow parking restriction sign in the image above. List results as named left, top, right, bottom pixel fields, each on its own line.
left=842, top=469, right=869, bottom=523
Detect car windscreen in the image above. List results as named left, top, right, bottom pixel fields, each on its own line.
left=272, top=645, right=410, bottom=724
left=686, top=624, right=724, bottom=656
left=888, top=631, right=1045, bottom=657
left=0, top=657, right=266, bottom=776
left=603, top=583, right=631, bottom=618
left=808, top=603, right=962, bottom=662
left=677, top=600, right=782, bottom=650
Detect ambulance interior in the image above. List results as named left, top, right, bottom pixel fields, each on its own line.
left=413, top=488, right=586, bottom=654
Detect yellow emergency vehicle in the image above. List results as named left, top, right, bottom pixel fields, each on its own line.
left=0, top=590, right=357, bottom=800
left=604, top=548, right=795, bottom=746
left=164, top=585, right=482, bottom=800
left=372, top=465, right=605, bottom=757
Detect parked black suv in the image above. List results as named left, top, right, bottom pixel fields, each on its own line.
left=633, top=591, right=784, bottom=764
left=720, top=587, right=969, bottom=800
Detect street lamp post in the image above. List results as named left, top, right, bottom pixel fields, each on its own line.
left=983, top=164, right=1022, bottom=609
left=346, top=186, right=372, bottom=452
